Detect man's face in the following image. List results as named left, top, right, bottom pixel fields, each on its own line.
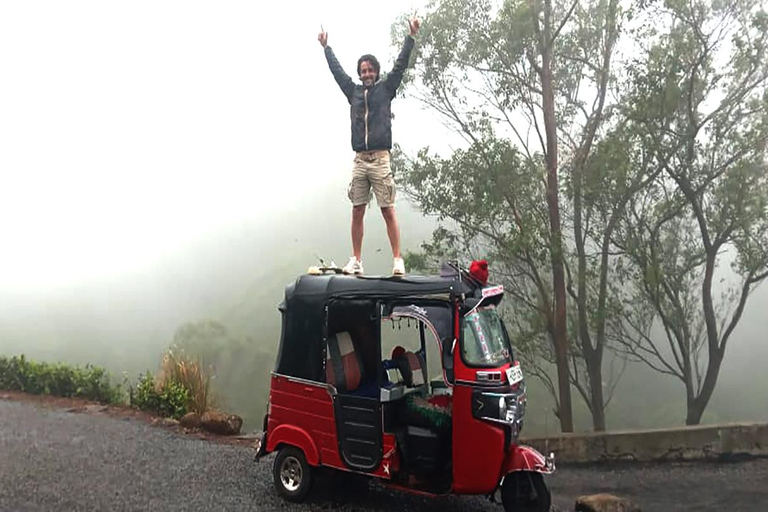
left=359, top=61, right=377, bottom=87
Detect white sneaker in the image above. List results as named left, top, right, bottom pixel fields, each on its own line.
left=393, top=257, right=406, bottom=276
left=342, top=256, right=364, bottom=275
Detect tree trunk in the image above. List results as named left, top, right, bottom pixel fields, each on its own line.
left=685, top=343, right=725, bottom=425
left=685, top=400, right=704, bottom=426
left=587, top=353, right=606, bottom=431
left=685, top=251, right=726, bottom=425
left=574, top=150, right=602, bottom=430
left=567, top=4, right=616, bottom=430
left=540, top=17, right=573, bottom=432
left=576, top=214, right=605, bottom=431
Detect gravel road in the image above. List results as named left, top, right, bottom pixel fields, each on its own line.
left=2, top=397, right=767, bottom=511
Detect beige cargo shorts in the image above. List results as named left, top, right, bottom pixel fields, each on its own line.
left=348, top=150, right=396, bottom=208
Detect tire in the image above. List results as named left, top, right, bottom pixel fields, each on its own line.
left=501, top=471, right=551, bottom=512
left=272, top=446, right=314, bottom=502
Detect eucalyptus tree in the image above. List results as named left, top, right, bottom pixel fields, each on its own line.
left=393, top=0, right=634, bottom=431
left=613, top=0, right=768, bottom=425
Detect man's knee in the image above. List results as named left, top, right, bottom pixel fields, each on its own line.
left=352, top=204, right=367, bottom=220
left=380, top=206, right=397, bottom=221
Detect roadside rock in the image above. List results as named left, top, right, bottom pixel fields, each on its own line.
left=575, top=493, right=641, bottom=512
left=201, top=411, right=243, bottom=436
left=180, top=412, right=202, bottom=430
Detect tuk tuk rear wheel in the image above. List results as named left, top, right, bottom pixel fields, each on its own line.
left=501, top=471, right=551, bottom=512
left=273, top=446, right=314, bottom=502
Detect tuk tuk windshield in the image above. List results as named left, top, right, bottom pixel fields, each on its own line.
left=462, top=305, right=512, bottom=366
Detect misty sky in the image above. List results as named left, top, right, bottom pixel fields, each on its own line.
left=0, top=1, right=454, bottom=290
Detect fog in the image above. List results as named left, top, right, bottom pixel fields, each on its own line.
left=1, top=2, right=767, bottom=434
left=0, top=182, right=438, bottom=429
left=2, top=186, right=766, bottom=434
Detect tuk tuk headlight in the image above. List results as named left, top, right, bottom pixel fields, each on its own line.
left=505, top=399, right=518, bottom=423
left=498, top=396, right=507, bottom=421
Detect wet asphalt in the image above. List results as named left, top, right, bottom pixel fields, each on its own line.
left=1, top=398, right=767, bottom=511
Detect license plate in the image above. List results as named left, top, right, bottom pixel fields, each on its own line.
left=506, top=364, right=524, bottom=385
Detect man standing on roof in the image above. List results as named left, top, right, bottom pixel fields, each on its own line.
left=318, top=18, right=420, bottom=276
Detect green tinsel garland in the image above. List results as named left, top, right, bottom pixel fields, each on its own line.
left=404, top=394, right=452, bottom=430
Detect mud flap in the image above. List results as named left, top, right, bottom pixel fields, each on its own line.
left=253, top=414, right=269, bottom=461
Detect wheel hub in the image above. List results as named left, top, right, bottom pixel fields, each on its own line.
left=279, top=456, right=303, bottom=492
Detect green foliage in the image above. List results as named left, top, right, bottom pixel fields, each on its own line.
left=0, top=355, right=123, bottom=404
left=394, top=0, right=633, bottom=431
left=399, top=0, right=767, bottom=430
left=159, top=351, right=211, bottom=415
left=130, top=371, right=189, bottom=420
left=157, top=381, right=189, bottom=419
left=132, top=372, right=161, bottom=412
left=608, top=0, right=768, bottom=425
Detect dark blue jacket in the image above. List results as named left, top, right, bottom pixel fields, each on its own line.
left=324, top=36, right=415, bottom=152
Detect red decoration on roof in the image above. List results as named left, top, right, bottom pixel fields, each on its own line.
left=469, top=259, right=489, bottom=286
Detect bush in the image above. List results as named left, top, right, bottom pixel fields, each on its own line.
left=0, top=352, right=210, bottom=421
left=0, top=355, right=123, bottom=404
left=132, top=372, right=162, bottom=412
left=130, top=370, right=191, bottom=420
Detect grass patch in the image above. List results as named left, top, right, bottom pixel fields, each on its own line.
left=0, top=355, right=123, bottom=404
left=159, top=350, right=211, bottom=415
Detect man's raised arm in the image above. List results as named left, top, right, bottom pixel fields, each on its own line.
left=384, top=18, right=420, bottom=94
left=319, top=29, right=355, bottom=102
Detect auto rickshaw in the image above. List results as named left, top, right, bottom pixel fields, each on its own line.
left=255, top=262, right=554, bottom=511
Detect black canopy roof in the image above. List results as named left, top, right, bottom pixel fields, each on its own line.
left=273, top=263, right=496, bottom=381
left=284, top=272, right=477, bottom=305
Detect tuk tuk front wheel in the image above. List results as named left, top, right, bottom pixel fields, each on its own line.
left=501, top=471, right=551, bottom=512
left=273, top=446, right=314, bottom=502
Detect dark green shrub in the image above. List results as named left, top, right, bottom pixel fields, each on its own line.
left=2, top=355, right=190, bottom=420
left=158, top=380, right=189, bottom=419
left=0, top=355, right=123, bottom=404
left=130, top=371, right=189, bottom=420
left=132, top=372, right=161, bottom=412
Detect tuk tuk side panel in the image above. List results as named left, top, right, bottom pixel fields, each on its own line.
left=451, top=383, right=507, bottom=495
left=266, top=374, right=398, bottom=479
left=266, top=374, right=338, bottom=464
left=379, top=433, right=400, bottom=478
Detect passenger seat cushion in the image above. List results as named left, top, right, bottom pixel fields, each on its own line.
left=405, top=352, right=425, bottom=386
left=395, top=350, right=426, bottom=387
left=326, top=331, right=362, bottom=392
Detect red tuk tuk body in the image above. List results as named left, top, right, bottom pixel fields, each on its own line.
left=256, top=263, right=554, bottom=512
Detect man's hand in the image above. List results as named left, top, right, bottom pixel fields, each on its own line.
left=318, top=29, right=328, bottom=48
left=409, top=18, right=420, bottom=36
